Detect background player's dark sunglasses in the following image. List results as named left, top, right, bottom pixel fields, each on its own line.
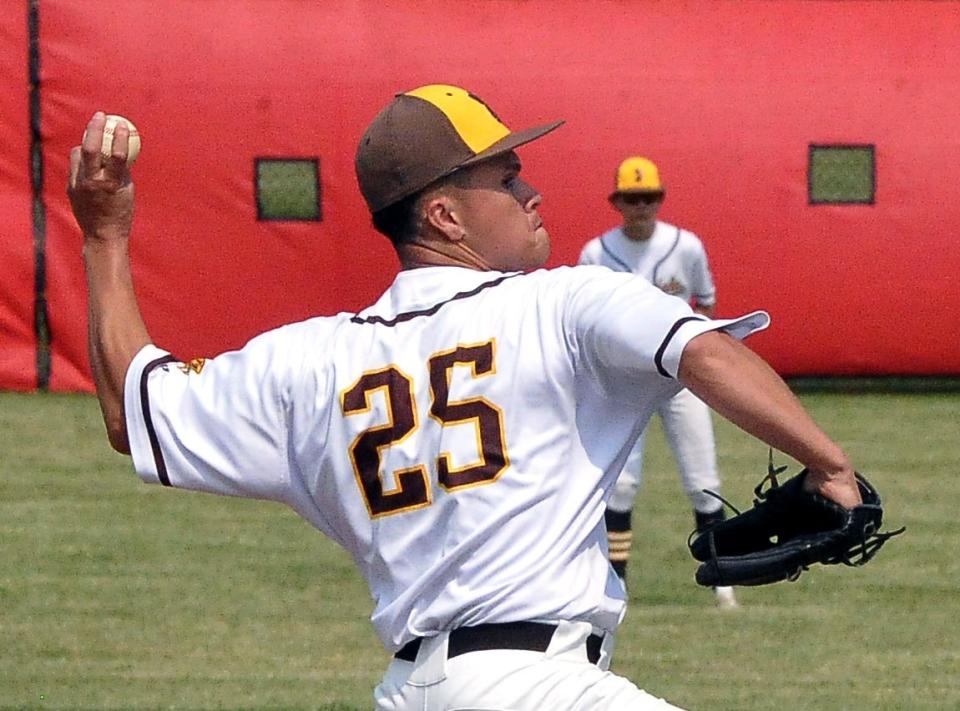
left=619, top=193, right=663, bottom=205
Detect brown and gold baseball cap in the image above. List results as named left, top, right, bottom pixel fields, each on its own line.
left=356, top=84, right=563, bottom=213
left=609, top=156, right=664, bottom=200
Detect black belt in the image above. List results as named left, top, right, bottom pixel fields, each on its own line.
left=395, top=621, right=603, bottom=664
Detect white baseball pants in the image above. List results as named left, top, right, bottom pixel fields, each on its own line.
left=609, top=389, right=722, bottom=514
left=374, top=621, right=685, bottom=710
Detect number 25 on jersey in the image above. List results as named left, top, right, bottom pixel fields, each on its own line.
left=340, top=341, right=509, bottom=518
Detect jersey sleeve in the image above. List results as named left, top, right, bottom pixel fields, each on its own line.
left=686, top=232, right=716, bottom=306
left=123, top=329, right=301, bottom=502
left=563, top=266, right=768, bottom=380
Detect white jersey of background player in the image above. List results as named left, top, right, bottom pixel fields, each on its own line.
left=69, top=87, right=863, bottom=711
left=578, top=156, right=736, bottom=609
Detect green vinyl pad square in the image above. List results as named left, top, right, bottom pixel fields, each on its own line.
left=809, top=145, right=874, bottom=204
left=256, top=158, right=321, bottom=221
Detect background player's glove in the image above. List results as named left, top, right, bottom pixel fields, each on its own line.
left=688, top=457, right=904, bottom=586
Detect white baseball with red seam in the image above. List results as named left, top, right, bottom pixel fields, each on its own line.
left=84, top=114, right=140, bottom=166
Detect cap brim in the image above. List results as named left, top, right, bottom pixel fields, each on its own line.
left=462, top=119, right=564, bottom=167
left=609, top=188, right=665, bottom=200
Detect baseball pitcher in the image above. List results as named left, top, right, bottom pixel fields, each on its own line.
left=68, top=86, right=862, bottom=710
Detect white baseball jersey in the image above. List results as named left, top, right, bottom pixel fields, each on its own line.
left=578, top=220, right=715, bottom=307
left=123, top=265, right=767, bottom=652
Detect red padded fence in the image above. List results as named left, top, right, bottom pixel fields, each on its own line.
left=3, top=0, right=959, bottom=391
left=0, top=4, right=36, bottom=390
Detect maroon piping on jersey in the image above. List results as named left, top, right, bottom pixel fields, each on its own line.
left=349, top=273, right=523, bottom=327
left=599, top=227, right=681, bottom=283
left=599, top=237, right=632, bottom=272
left=651, top=228, right=682, bottom=285
left=139, top=355, right=177, bottom=486
left=654, top=316, right=705, bottom=378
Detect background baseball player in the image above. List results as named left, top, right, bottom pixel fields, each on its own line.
left=579, top=156, right=736, bottom=609
left=68, top=87, right=862, bottom=710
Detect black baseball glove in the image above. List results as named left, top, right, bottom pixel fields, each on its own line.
left=689, top=455, right=904, bottom=587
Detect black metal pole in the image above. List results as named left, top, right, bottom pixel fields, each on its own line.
left=28, top=0, right=50, bottom=390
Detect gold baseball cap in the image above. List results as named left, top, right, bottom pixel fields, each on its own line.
left=356, top=84, right=564, bottom=213
left=610, top=156, right=664, bottom=199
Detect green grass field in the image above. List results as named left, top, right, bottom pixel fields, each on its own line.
left=1, top=391, right=957, bottom=710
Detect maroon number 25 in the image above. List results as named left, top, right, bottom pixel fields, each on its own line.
left=340, top=341, right=509, bottom=518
